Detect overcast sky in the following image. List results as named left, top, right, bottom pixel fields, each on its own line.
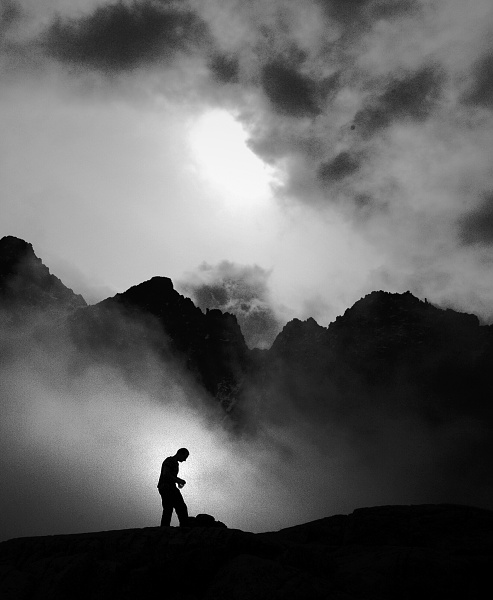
left=1, top=0, right=493, bottom=541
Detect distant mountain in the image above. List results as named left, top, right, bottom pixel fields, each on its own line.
left=1, top=235, right=493, bottom=427
left=1, top=504, right=491, bottom=599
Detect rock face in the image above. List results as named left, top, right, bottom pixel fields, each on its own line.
left=68, top=277, right=251, bottom=410
left=0, top=236, right=86, bottom=313
left=2, top=235, right=493, bottom=425
left=259, top=290, right=493, bottom=426
left=1, top=504, right=491, bottom=599
left=0, top=236, right=250, bottom=412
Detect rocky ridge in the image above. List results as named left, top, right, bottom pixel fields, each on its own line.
left=0, top=504, right=491, bottom=599
left=68, top=276, right=251, bottom=410
left=0, top=236, right=86, bottom=313
left=1, top=235, right=493, bottom=425
left=260, top=289, right=493, bottom=425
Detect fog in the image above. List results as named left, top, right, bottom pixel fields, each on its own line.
left=0, top=307, right=342, bottom=541
left=2, top=295, right=492, bottom=544
left=177, top=261, right=282, bottom=349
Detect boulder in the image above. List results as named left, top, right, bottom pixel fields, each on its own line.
left=187, top=514, right=227, bottom=528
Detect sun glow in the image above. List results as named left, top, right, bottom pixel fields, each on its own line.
left=188, top=110, right=276, bottom=203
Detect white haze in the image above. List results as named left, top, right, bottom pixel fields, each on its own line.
left=2, top=302, right=492, bottom=542
left=0, top=310, right=346, bottom=540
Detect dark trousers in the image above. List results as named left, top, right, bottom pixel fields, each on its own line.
left=159, top=486, right=188, bottom=526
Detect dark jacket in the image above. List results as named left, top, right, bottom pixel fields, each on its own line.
left=157, top=456, right=179, bottom=491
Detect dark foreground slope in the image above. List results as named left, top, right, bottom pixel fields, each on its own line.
left=1, top=504, right=492, bottom=600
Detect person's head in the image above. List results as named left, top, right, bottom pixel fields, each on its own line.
left=176, top=448, right=189, bottom=462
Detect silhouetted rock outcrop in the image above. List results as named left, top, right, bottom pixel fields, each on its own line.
left=69, top=277, right=251, bottom=410
left=2, top=235, right=493, bottom=424
left=259, top=290, right=493, bottom=425
left=1, top=504, right=491, bottom=599
left=0, top=236, right=86, bottom=314
left=187, top=513, right=227, bottom=528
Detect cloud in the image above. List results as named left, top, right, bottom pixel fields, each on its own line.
left=41, top=0, right=210, bottom=72
left=318, top=150, right=362, bottom=183
left=317, top=0, right=420, bottom=27
left=192, top=4, right=448, bottom=218
left=209, top=52, right=239, bottom=83
left=0, top=0, right=21, bottom=39
left=463, top=53, right=493, bottom=110
left=458, top=193, right=493, bottom=246
left=260, top=61, right=321, bottom=117
left=317, top=0, right=371, bottom=24
left=177, top=261, right=282, bottom=349
left=200, top=0, right=493, bottom=327
left=3, top=0, right=493, bottom=330
left=369, top=0, right=419, bottom=20
left=0, top=0, right=27, bottom=68
left=353, top=65, right=445, bottom=137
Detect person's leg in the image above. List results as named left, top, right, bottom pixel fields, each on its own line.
left=173, top=488, right=189, bottom=526
left=160, top=491, right=173, bottom=527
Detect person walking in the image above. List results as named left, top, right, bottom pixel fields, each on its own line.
left=157, top=447, right=189, bottom=527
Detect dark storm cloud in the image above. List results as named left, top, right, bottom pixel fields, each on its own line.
left=354, top=65, right=444, bottom=136
left=464, top=54, right=493, bottom=110
left=177, top=262, right=282, bottom=349
left=261, top=62, right=321, bottom=117
left=459, top=193, right=493, bottom=246
left=318, top=151, right=361, bottom=183
left=42, top=0, right=210, bottom=72
left=209, top=53, right=239, bottom=83
left=0, top=0, right=21, bottom=39
left=205, top=5, right=446, bottom=214
left=318, top=0, right=370, bottom=23
left=318, top=0, right=418, bottom=25
left=369, top=0, right=419, bottom=19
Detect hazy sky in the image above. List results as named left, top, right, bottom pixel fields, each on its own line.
left=1, top=0, right=493, bottom=541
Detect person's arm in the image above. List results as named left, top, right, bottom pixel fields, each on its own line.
left=161, top=462, right=186, bottom=486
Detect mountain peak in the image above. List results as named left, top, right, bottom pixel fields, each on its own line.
left=333, top=289, right=480, bottom=332
left=0, top=235, right=36, bottom=266
left=0, top=235, right=86, bottom=312
left=70, top=273, right=249, bottom=407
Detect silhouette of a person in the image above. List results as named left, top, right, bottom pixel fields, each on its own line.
left=158, top=447, right=189, bottom=527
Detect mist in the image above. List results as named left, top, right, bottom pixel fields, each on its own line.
left=0, top=304, right=354, bottom=541
left=177, top=260, right=282, bottom=349
left=3, top=282, right=493, bottom=545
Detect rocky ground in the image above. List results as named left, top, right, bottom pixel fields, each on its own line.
left=1, top=504, right=492, bottom=599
